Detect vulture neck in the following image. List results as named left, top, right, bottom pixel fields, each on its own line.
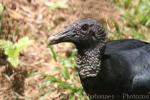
left=77, top=40, right=106, bottom=79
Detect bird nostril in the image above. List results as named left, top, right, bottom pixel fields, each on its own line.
left=81, top=24, right=89, bottom=31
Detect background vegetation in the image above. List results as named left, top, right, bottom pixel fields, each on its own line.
left=0, top=0, right=150, bottom=99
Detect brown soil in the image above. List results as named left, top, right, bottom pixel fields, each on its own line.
left=0, top=0, right=120, bottom=99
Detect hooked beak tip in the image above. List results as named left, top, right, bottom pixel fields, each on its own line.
left=48, top=35, right=57, bottom=45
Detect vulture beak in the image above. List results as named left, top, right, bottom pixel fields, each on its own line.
left=48, top=29, right=72, bottom=45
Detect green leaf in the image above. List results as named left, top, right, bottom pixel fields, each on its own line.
left=61, top=59, right=72, bottom=67
left=15, top=37, right=32, bottom=52
left=47, top=75, right=63, bottom=83
left=7, top=56, right=19, bottom=68
left=0, top=37, right=32, bottom=68
left=46, top=74, right=82, bottom=93
left=114, top=22, right=121, bottom=33
left=49, top=45, right=57, bottom=61
left=61, top=66, right=70, bottom=79
left=4, top=46, right=18, bottom=58
left=0, top=39, right=13, bottom=49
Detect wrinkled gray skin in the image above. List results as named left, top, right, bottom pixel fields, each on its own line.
left=48, top=18, right=106, bottom=78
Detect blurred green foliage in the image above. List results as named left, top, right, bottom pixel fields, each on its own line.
left=111, top=0, right=150, bottom=40
left=46, top=48, right=88, bottom=99
left=113, top=0, right=132, bottom=8
left=124, top=0, right=150, bottom=27
left=0, top=4, right=32, bottom=67
left=0, top=37, right=32, bottom=67
left=46, top=0, right=68, bottom=10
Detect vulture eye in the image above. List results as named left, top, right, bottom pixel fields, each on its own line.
left=81, top=24, right=89, bottom=31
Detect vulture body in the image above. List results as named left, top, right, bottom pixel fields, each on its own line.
left=48, top=18, right=150, bottom=100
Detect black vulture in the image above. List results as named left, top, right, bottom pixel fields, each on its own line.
left=48, top=18, right=150, bottom=100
